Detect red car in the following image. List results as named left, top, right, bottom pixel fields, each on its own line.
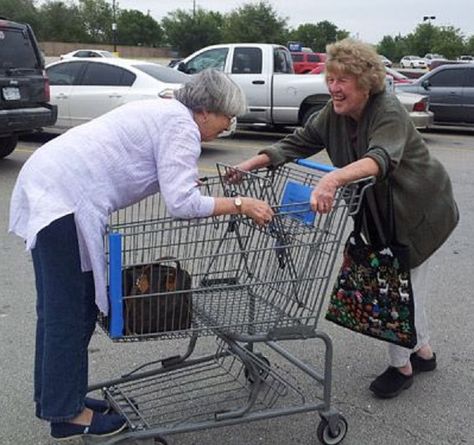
left=291, top=52, right=326, bottom=74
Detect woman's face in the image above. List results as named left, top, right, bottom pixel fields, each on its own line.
left=326, top=71, right=370, bottom=121
left=196, top=111, right=234, bottom=142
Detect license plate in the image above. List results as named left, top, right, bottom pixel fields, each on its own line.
left=3, top=87, right=21, bottom=101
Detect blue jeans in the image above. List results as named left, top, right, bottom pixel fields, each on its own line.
left=32, top=214, right=98, bottom=422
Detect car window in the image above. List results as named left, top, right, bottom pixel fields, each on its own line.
left=274, top=48, right=293, bottom=74
left=47, top=62, right=84, bottom=85
left=80, top=63, right=136, bottom=86
left=185, top=48, right=228, bottom=74
left=134, top=64, right=189, bottom=83
left=231, top=47, right=262, bottom=74
left=74, top=51, right=91, bottom=58
left=0, top=27, right=39, bottom=70
left=291, top=54, right=304, bottom=62
left=429, top=68, right=465, bottom=87
left=465, top=69, right=474, bottom=87
left=307, top=54, right=320, bottom=62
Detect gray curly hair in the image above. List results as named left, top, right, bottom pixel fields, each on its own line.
left=325, top=38, right=386, bottom=94
left=174, top=69, right=247, bottom=117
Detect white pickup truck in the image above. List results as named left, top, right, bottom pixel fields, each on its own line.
left=176, top=43, right=330, bottom=127
left=176, top=42, right=433, bottom=130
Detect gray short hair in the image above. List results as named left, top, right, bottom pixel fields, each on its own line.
left=174, top=69, right=247, bottom=117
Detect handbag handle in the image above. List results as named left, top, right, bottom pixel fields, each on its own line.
left=353, top=180, right=398, bottom=244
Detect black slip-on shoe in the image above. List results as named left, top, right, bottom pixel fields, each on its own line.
left=50, top=411, right=127, bottom=440
left=410, top=352, right=437, bottom=373
left=369, top=366, right=414, bottom=399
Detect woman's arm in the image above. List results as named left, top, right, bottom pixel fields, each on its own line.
left=212, top=196, right=274, bottom=226
left=311, top=157, right=380, bottom=213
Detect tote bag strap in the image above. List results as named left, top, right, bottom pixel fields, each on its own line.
left=353, top=180, right=398, bottom=244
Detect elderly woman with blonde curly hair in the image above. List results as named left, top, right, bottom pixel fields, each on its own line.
left=230, top=38, right=458, bottom=399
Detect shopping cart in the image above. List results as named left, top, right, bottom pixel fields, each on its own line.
left=90, top=161, right=372, bottom=445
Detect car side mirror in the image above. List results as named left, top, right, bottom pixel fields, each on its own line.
left=177, top=61, right=187, bottom=73
left=421, top=79, right=430, bottom=90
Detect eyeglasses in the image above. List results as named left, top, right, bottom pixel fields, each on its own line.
left=225, top=115, right=236, bottom=131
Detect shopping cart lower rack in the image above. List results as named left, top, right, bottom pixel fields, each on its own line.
left=91, top=161, right=372, bottom=445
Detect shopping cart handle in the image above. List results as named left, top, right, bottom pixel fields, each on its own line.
left=295, top=159, right=336, bottom=172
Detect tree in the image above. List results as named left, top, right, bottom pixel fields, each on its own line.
left=78, top=0, right=113, bottom=43
left=162, top=8, right=224, bottom=56
left=431, top=26, right=465, bottom=59
left=37, top=1, right=87, bottom=42
left=377, top=35, right=408, bottom=63
left=288, top=21, right=349, bottom=52
left=117, top=9, right=163, bottom=47
left=465, top=35, right=474, bottom=55
left=221, top=1, right=288, bottom=44
left=0, top=0, right=40, bottom=31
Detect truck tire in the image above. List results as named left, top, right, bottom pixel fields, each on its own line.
left=0, top=135, right=18, bottom=159
left=302, top=104, right=325, bottom=126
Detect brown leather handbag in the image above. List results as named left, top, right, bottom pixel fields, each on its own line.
left=122, top=258, right=192, bottom=335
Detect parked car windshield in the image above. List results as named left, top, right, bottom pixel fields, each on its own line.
left=0, top=28, right=38, bottom=70
left=134, top=64, right=190, bottom=83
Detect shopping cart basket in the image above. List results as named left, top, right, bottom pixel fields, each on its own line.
left=91, top=161, right=373, bottom=445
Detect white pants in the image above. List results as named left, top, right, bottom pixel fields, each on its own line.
left=388, top=258, right=431, bottom=367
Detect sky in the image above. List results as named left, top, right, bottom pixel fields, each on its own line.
left=113, top=0, right=473, bottom=44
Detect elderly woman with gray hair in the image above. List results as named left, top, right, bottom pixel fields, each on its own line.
left=230, top=39, right=458, bottom=399
left=9, top=69, right=274, bottom=441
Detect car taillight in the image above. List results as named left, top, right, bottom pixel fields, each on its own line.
left=43, top=70, right=50, bottom=102
left=413, top=99, right=427, bottom=112
left=158, top=88, right=175, bottom=99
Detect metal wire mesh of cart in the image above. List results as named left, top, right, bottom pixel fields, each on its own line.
left=102, top=338, right=306, bottom=431
left=99, top=164, right=371, bottom=342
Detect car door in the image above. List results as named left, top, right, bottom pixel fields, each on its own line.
left=67, top=62, right=136, bottom=127
left=461, top=67, right=474, bottom=123
left=425, top=68, right=465, bottom=123
left=229, top=46, right=271, bottom=123
left=46, top=61, right=85, bottom=129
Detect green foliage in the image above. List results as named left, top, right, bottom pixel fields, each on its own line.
left=117, top=10, right=163, bottom=47
left=221, top=1, right=288, bottom=45
left=465, top=36, right=474, bottom=55
left=378, top=35, right=408, bottom=63
left=78, top=0, right=113, bottom=43
left=0, top=0, right=471, bottom=60
left=404, top=23, right=438, bottom=57
left=0, top=0, right=40, bottom=31
left=36, top=1, right=87, bottom=42
left=288, top=21, right=349, bottom=52
left=162, top=8, right=224, bottom=56
left=432, top=26, right=465, bottom=59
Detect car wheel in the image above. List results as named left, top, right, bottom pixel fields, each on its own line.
left=0, top=135, right=18, bottom=159
left=302, top=104, right=325, bottom=126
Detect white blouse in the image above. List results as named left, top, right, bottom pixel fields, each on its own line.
left=9, top=99, right=215, bottom=314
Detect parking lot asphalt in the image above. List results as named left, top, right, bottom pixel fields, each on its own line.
left=1, top=127, right=473, bottom=445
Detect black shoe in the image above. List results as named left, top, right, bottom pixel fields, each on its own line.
left=410, top=352, right=437, bottom=373
left=369, top=367, right=414, bottom=399
left=51, top=411, right=127, bottom=440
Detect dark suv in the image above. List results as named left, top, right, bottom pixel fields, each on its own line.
left=0, top=17, right=57, bottom=158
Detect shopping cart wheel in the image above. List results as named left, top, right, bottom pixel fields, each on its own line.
left=244, top=354, right=270, bottom=383
left=316, top=415, right=348, bottom=445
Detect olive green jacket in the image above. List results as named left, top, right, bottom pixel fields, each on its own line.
left=260, top=92, right=459, bottom=267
